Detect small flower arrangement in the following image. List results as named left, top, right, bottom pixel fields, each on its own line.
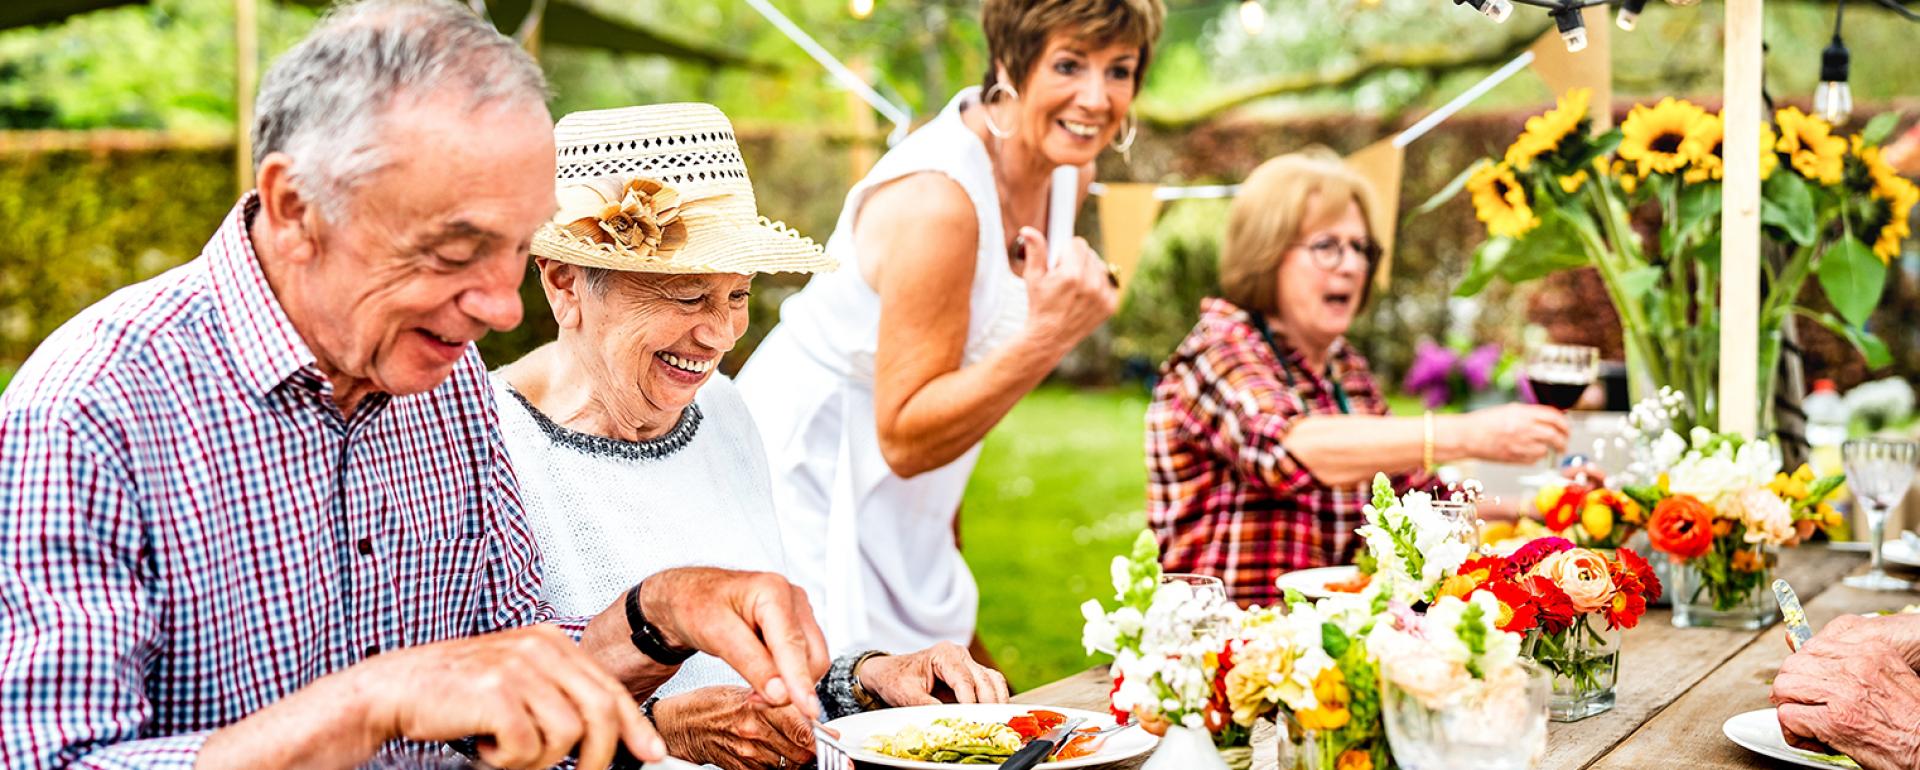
left=1366, top=592, right=1530, bottom=713
left=1353, top=475, right=1475, bottom=606
left=1081, top=531, right=1244, bottom=736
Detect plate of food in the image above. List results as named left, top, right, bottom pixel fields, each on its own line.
left=816, top=704, right=1156, bottom=769
left=1722, top=708, right=1861, bottom=769
left=1273, top=566, right=1370, bottom=600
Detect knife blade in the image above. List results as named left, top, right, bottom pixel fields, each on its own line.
left=1774, top=578, right=1814, bottom=652
left=1001, top=717, right=1086, bottom=770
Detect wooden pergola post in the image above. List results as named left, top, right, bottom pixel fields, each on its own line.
left=235, top=0, right=258, bottom=195
left=1718, top=0, right=1763, bottom=436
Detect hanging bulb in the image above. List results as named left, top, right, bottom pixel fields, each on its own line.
left=1451, top=0, right=1514, bottom=22
left=1617, top=0, right=1648, bottom=30
left=1237, top=0, right=1267, bottom=35
left=849, top=0, right=873, bottom=19
left=1553, top=6, right=1588, bottom=52
left=1814, top=38, right=1853, bottom=126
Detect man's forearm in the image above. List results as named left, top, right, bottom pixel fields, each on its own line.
left=582, top=594, right=681, bottom=697
left=196, top=670, right=382, bottom=770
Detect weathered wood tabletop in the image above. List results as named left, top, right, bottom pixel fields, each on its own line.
left=1012, top=545, right=1917, bottom=770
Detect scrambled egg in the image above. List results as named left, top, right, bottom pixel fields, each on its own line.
left=866, top=717, right=1025, bottom=764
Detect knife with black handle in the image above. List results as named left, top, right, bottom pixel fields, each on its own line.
left=1001, top=717, right=1086, bottom=770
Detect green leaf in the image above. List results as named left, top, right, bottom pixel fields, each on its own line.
left=1622, top=484, right=1666, bottom=512
left=1678, top=182, right=1723, bottom=238
left=1569, top=129, right=1624, bottom=169
left=1860, top=111, right=1903, bottom=146
left=1797, top=308, right=1894, bottom=369
left=1816, top=237, right=1888, bottom=327
left=1322, top=623, right=1352, bottom=658
left=1411, top=162, right=1483, bottom=218
left=1618, top=265, right=1662, bottom=299
left=1454, top=237, right=1511, bottom=297
left=1762, top=172, right=1818, bottom=247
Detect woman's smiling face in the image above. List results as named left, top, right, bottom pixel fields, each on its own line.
left=1010, top=31, right=1140, bottom=167
left=572, top=270, right=752, bottom=427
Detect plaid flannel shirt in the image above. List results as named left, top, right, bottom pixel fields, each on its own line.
left=1146, top=297, right=1410, bottom=606
left=0, top=196, right=576, bottom=768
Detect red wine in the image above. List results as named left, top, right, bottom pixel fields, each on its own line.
left=1528, top=377, right=1589, bottom=411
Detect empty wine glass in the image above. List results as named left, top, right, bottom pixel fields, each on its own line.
left=1432, top=500, right=1483, bottom=549
left=1382, top=659, right=1550, bottom=770
left=1842, top=439, right=1919, bottom=592
left=1160, top=573, right=1228, bottom=600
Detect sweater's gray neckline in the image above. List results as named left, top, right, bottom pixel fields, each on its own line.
left=507, top=386, right=701, bottom=461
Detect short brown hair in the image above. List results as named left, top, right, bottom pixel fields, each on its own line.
left=981, top=0, right=1166, bottom=94
left=1219, top=149, right=1382, bottom=316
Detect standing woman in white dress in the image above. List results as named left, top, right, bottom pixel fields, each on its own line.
left=738, top=0, right=1166, bottom=659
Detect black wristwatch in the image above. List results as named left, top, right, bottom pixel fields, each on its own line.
left=624, top=581, right=696, bottom=665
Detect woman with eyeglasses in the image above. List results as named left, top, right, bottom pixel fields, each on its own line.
left=1145, top=150, right=1571, bottom=606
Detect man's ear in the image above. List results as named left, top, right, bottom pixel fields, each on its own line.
left=254, top=153, right=321, bottom=265
left=536, top=258, right=584, bottom=330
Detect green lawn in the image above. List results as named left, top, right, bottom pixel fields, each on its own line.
left=960, top=385, right=1151, bottom=691
left=0, top=365, right=12, bottom=394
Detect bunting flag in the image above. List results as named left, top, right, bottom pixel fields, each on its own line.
left=1527, top=5, right=1614, bottom=129
left=1096, top=182, right=1163, bottom=298
left=1344, top=137, right=1406, bottom=291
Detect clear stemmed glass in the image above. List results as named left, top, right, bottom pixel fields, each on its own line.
left=1160, top=573, right=1228, bottom=601
left=1382, top=659, right=1550, bottom=770
left=1841, top=439, right=1919, bottom=592
left=1521, top=343, right=1599, bottom=484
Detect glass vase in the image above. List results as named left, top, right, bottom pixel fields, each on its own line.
left=1670, top=545, right=1779, bottom=630
left=1382, top=660, right=1550, bottom=770
left=1522, top=615, right=1621, bottom=722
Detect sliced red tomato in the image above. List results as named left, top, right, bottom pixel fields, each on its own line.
left=1006, top=715, right=1042, bottom=740
left=1030, top=710, right=1067, bottom=730
left=1054, top=732, right=1097, bottom=760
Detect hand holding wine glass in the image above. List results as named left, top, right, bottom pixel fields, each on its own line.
left=1522, top=344, right=1599, bottom=478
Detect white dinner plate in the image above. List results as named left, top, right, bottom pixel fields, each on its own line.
left=1273, top=566, right=1368, bottom=601
left=815, top=703, right=1156, bottom=769
left=1722, top=708, right=1860, bottom=769
left=1882, top=535, right=1920, bottom=568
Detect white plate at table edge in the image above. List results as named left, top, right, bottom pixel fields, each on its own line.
left=1722, top=708, right=1860, bottom=769
left=1274, top=565, right=1365, bottom=601
left=1882, top=536, right=1920, bottom=568
left=815, top=703, right=1157, bottom=769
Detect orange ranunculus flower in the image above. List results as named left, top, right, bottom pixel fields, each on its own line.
left=1530, top=548, right=1617, bottom=614
left=1337, top=749, right=1375, bottom=770
left=1648, top=494, right=1715, bottom=560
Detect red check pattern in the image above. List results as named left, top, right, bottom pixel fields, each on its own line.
left=1146, top=298, right=1411, bottom=606
left=0, top=196, right=571, bottom=768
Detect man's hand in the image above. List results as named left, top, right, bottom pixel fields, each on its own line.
left=654, top=686, right=828, bottom=770
left=639, top=567, right=832, bottom=719
left=1772, top=615, right=1920, bottom=770
left=857, top=642, right=1011, bottom=707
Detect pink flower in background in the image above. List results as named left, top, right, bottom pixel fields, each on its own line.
left=1404, top=340, right=1458, bottom=409
left=1461, top=344, right=1502, bottom=391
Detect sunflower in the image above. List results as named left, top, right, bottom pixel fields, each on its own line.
left=1774, top=106, right=1847, bottom=186
left=1507, top=87, right=1593, bottom=171
left=1619, top=98, right=1709, bottom=178
left=1853, top=137, right=1919, bottom=262
left=1609, top=159, right=1640, bottom=194
left=1559, top=169, right=1590, bottom=193
left=1468, top=162, right=1540, bottom=238
left=1681, top=111, right=1723, bottom=184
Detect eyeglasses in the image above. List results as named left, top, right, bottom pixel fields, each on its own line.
left=1298, top=236, right=1381, bottom=271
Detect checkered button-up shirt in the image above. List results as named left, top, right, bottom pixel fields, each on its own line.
left=1146, top=298, right=1410, bottom=606
left=0, top=197, right=568, bottom=768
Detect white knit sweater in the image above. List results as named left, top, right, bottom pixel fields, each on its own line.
left=493, top=373, right=784, bottom=696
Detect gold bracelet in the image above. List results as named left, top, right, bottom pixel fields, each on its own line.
left=1423, top=410, right=1436, bottom=473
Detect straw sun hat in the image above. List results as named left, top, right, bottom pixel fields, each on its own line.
left=531, top=103, right=837, bottom=275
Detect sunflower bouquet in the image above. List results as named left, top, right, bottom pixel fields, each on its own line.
left=1440, top=88, right=1916, bottom=430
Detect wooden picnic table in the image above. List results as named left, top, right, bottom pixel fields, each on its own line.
left=1012, top=545, right=1918, bottom=770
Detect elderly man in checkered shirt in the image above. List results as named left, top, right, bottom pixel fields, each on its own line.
left=0, top=3, right=832, bottom=769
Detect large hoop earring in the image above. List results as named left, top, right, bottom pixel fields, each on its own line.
left=1110, top=111, right=1137, bottom=159
left=981, top=81, right=1017, bottom=140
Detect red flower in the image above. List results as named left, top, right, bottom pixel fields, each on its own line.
left=1540, top=484, right=1589, bottom=531
left=1460, top=554, right=1518, bottom=585
left=1522, top=574, right=1578, bottom=634
left=1605, top=569, right=1649, bottom=630
left=1488, top=579, right=1541, bottom=633
left=1109, top=671, right=1131, bottom=724
left=1648, top=495, right=1715, bottom=560
left=1612, top=547, right=1663, bottom=603
left=1511, top=537, right=1575, bottom=574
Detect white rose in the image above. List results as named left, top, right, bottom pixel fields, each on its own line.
left=1651, top=430, right=1687, bottom=469
left=1668, top=452, right=1741, bottom=506
left=1733, top=441, right=1783, bottom=489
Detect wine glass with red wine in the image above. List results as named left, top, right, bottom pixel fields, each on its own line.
left=1523, top=343, right=1598, bottom=475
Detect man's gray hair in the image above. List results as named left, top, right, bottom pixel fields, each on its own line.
left=251, top=0, right=549, bottom=219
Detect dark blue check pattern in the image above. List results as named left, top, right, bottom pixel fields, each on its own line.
left=0, top=196, right=574, bottom=768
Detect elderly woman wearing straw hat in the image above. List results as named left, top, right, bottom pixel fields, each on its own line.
left=494, top=104, right=1008, bottom=770
left=736, top=0, right=1166, bottom=660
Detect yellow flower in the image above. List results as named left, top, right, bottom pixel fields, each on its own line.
left=1560, top=170, right=1590, bottom=194
left=1297, top=668, right=1351, bottom=732
left=1337, top=749, right=1375, bottom=770
left=1774, top=106, right=1847, bottom=186
left=1819, top=503, right=1844, bottom=530
left=1467, top=162, right=1540, bottom=238
left=1620, top=98, right=1709, bottom=178
left=1854, top=137, right=1919, bottom=262
left=1769, top=466, right=1813, bottom=500
left=1581, top=500, right=1616, bottom=541
left=1507, top=88, right=1593, bottom=171
left=1681, top=111, right=1723, bottom=184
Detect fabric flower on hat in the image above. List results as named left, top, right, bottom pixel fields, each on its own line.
left=555, top=177, right=691, bottom=257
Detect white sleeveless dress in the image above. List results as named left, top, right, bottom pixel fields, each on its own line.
left=737, top=87, right=1031, bottom=655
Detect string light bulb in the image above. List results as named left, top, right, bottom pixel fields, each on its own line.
left=1617, top=0, right=1648, bottom=30
left=849, top=0, right=873, bottom=19
left=1552, top=6, right=1588, bottom=51
left=1451, top=0, right=1514, bottom=22
left=1238, top=0, right=1267, bottom=35
left=1815, top=37, right=1853, bottom=125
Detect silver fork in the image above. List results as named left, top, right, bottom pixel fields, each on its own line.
left=1049, top=722, right=1134, bottom=758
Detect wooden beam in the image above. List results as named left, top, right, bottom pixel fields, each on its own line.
left=234, top=0, right=257, bottom=195
left=1718, top=0, right=1763, bottom=436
